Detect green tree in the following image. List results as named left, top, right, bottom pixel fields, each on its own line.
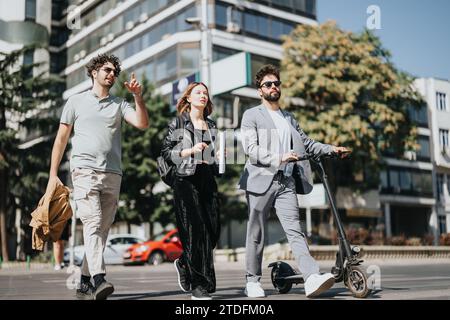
left=281, top=21, right=423, bottom=189
left=112, top=74, right=175, bottom=236
left=0, top=46, right=63, bottom=261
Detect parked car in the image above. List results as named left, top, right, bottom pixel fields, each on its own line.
left=123, top=229, right=182, bottom=265
left=63, top=234, right=146, bottom=266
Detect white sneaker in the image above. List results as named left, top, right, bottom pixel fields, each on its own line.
left=304, top=273, right=335, bottom=298
left=54, top=264, right=62, bottom=271
left=245, top=282, right=265, bottom=298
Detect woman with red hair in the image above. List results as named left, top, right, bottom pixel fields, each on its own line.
left=161, top=82, right=221, bottom=300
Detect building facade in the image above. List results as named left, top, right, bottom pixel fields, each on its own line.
left=415, top=78, right=450, bottom=237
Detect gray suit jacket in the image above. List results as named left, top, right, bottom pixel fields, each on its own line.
left=238, top=104, right=333, bottom=195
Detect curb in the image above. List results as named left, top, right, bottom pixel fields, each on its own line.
left=214, top=244, right=450, bottom=262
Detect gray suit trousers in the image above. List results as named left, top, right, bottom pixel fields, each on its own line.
left=245, top=175, right=320, bottom=283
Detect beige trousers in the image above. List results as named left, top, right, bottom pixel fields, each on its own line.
left=72, top=168, right=121, bottom=277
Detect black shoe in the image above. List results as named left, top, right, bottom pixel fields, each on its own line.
left=174, top=258, right=190, bottom=292
left=191, top=287, right=212, bottom=300
left=94, top=280, right=114, bottom=300
left=76, top=282, right=95, bottom=300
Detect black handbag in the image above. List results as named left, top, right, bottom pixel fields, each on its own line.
left=157, top=116, right=183, bottom=186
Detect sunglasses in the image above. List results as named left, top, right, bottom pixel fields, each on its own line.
left=100, top=67, right=119, bottom=77
left=260, top=80, right=282, bottom=88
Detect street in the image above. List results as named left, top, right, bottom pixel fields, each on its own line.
left=1, top=259, right=450, bottom=300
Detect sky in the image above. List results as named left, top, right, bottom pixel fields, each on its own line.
left=317, top=0, right=450, bottom=80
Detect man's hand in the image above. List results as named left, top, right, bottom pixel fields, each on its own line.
left=332, top=146, right=351, bottom=158
left=46, top=175, right=63, bottom=194
left=281, top=151, right=299, bottom=163
left=124, top=72, right=142, bottom=96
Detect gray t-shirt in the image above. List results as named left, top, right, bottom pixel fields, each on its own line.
left=60, top=90, right=134, bottom=175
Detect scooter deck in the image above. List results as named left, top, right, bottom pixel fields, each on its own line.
left=275, top=274, right=304, bottom=283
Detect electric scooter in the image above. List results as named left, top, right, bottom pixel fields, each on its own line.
left=268, top=152, right=371, bottom=298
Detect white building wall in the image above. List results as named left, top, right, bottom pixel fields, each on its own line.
left=36, top=0, right=52, bottom=32
left=0, top=0, right=25, bottom=21
left=416, top=78, right=450, bottom=236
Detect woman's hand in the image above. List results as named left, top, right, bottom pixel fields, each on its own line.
left=191, top=142, right=208, bottom=154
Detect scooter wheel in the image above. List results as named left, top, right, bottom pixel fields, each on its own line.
left=346, top=266, right=371, bottom=298
left=271, top=266, right=292, bottom=294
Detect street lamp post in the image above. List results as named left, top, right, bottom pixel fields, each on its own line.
left=185, top=0, right=211, bottom=89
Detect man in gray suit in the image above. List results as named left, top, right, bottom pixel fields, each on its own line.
left=238, top=65, right=350, bottom=298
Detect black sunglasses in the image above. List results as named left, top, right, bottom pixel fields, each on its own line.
left=260, top=80, right=282, bottom=88
left=100, top=67, right=119, bottom=77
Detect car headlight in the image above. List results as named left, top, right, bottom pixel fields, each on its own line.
left=136, top=245, right=149, bottom=254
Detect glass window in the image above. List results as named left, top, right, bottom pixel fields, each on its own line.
left=282, top=21, right=294, bottom=36
left=112, top=46, right=125, bottom=61
left=215, top=3, right=227, bottom=27
left=110, top=16, right=123, bottom=35
left=109, top=238, right=120, bottom=245
left=417, top=136, right=430, bottom=159
left=244, top=12, right=258, bottom=34
left=380, top=170, right=388, bottom=189
left=420, top=172, right=433, bottom=194
left=439, top=129, right=449, bottom=151
left=411, top=171, right=432, bottom=195
left=417, top=104, right=428, bottom=125
left=439, top=216, right=447, bottom=235
left=156, top=49, right=177, bottom=82
left=408, top=104, right=428, bottom=126
left=399, top=170, right=411, bottom=191
left=293, top=0, right=306, bottom=12
left=145, top=62, right=155, bottom=83
left=124, top=37, right=141, bottom=58
left=180, top=48, right=200, bottom=71
left=437, top=174, right=444, bottom=198
left=411, top=172, right=423, bottom=193
left=25, top=0, right=36, bottom=20
left=436, top=92, right=447, bottom=111
left=166, top=16, right=177, bottom=36
left=143, top=0, right=159, bottom=15
left=305, top=0, right=316, bottom=15
left=123, top=4, right=140, bottom=28
left=389, top=170, right=400, bottom=190
left=447, top=175, right=450, bottom=196
left=213, top=46, right=239, bottom=62
left=271, top=19, right=284, bottom=40
left=23, top=49, right=34, bottom=78
left=272, top=0, right=292, bottom=10
left=257, top=15, right=270, bottom=36
left=23, top=50, right=34, bottom=66
left=124, top=237, right=139, bottom=244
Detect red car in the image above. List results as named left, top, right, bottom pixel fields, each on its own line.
left=123, top=229, right=183, bottom=265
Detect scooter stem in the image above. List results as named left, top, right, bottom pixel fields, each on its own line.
left=317, top=160, right=353, bottom=259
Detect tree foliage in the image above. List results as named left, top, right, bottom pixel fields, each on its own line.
left=281, top=21, right=423, bottom=189
left=0, top=45, right=64, bottom=260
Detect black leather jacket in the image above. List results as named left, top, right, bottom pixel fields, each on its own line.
left=161, top=112, right=220, bottom=177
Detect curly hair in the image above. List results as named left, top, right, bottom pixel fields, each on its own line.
left=85, top=54, right=122, bottom=80
left=176, top=82, right=213, bottom=117
left=255, top=64, right=280, bottom=88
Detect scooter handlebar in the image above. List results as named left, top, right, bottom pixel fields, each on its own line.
left=295, top=150, right=351, bottom=162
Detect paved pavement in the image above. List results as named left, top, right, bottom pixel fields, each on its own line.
left=1, top=258, right=450, bottom=300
